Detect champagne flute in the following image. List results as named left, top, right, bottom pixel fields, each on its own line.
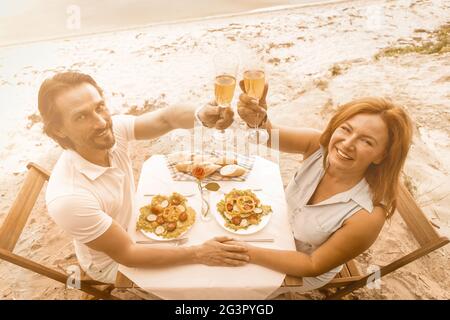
left=242, top=58, right=269, bottom=145
left=213, top=51, right=238, bottom=142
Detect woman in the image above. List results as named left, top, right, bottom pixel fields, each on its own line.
left=235, top=83, right=413, bottom=292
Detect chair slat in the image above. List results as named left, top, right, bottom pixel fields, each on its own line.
left=283, top=258, right=361, bottom=288
left=115, top=271, right=135, bottom=289
left=339, top=263, right=351, bottom=278
left=283, top=275, right=303, bottom=286
left=0, top=166, right=47, bottom=251
left=283, top=275, right=363, bottom=288
left=397, top=183, right=440, bottom=246
left=324, top=276, right=364, bottom=288
left=346, top=259, right=361, bottom=277
left=27, top=162, right=50, bottom=181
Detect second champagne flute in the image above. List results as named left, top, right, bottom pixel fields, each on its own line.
left=243, top=58, right=269, bottom=145
left=213, top=51, right=238, bottom=142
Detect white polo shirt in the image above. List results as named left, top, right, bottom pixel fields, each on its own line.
left=46, top=115, right=136, bottom=283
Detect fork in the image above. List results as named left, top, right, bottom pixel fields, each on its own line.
left=136, top=237, right=189, bottom=245
left=143, top=192, right=196, bottom=197
left=219, top=188, right=262, bottom=194
left=240, top=238, right=274, bottom=243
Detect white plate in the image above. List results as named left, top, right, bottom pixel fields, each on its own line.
left=211, top=191, right=273, bottom=235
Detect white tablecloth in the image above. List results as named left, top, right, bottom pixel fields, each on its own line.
left=119, top=155, right=296, bottom=299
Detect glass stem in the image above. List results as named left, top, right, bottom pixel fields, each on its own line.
left=255, top=112, right=260, bottom=145
left=198, top=182, right=209, bottom=217
left=218, top=105, right=225, bottom=133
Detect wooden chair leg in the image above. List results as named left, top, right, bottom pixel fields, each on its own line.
left=326, top=284, right=363, bottom=300
left=284, top=292, right=296, bottom=300
left=318, top=287, right=337, bottom=299
left=83, top=284, right=116, bottom=300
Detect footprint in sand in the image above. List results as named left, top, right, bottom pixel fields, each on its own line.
left=71, top=62, right=85, bottom=68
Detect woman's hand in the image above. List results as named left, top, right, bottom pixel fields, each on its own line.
left=223, top=240, right=254, bottom=258
left=193, top=236, right=249, bottom=266
left=237, top=81, right=269, bottom=128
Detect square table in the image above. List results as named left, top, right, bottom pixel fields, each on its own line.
left=117, top=154, right=296, bottom=299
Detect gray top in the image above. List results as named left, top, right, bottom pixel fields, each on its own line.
left=285, top=145, right=374, bottom=276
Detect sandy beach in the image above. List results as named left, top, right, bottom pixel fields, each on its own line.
left=0, top=0, right=449, bottom=299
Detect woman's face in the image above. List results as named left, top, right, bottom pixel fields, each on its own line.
left=327, top=113, right=389, bottom=175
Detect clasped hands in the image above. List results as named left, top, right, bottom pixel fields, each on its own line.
left=197, top=81, right=269, bottom=130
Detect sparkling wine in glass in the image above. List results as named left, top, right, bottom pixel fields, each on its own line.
left=213, top=51, right=238, bottom=142
left=243, top=65, right=269, bottom=145
left=215, top=74, right=236, bottom=108
left=243, top=69, right=265, bottom=102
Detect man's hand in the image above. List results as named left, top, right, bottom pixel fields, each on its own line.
left=193, top=236, right=249, bottom=266
left=197, top=101, right=234, bottom=130
left=237, top=80, right=268, bottom=128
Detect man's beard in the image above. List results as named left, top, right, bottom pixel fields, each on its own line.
left=90, top=122, right=115, bottom=150
left=91, top=132, right=115, bottom=150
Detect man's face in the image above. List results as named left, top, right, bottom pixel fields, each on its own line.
left=54, top=83, right=115, bottom=152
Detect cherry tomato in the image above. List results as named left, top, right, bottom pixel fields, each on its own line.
left=232, top=216, right=242, bottom=225
left=179, top=212, right=188, bottom=222
left=151, top=205, right=162, bottom=214
left=167, top=222, right=176, bottom=232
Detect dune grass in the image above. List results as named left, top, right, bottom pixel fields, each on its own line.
left=375, top=23, right=450, bottom=59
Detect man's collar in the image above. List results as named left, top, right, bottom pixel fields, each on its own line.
left=66, top=143, right=117, bottom=181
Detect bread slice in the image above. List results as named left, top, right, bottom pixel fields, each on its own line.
left=175, top=161, right=192, bottom=173
left=203, top=164, right=222, bottom=177
left=220, top=164, right=246, bottom=177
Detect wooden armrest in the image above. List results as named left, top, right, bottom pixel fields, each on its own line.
left=115, top=271, right=135, bottom=289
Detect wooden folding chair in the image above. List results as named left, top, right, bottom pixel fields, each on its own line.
left=281, top=182, right=449, bottom=300
left=0, top=162, right=120, bottom=300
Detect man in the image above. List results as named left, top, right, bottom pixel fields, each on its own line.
left=38, top=71, right=248, bottom=284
